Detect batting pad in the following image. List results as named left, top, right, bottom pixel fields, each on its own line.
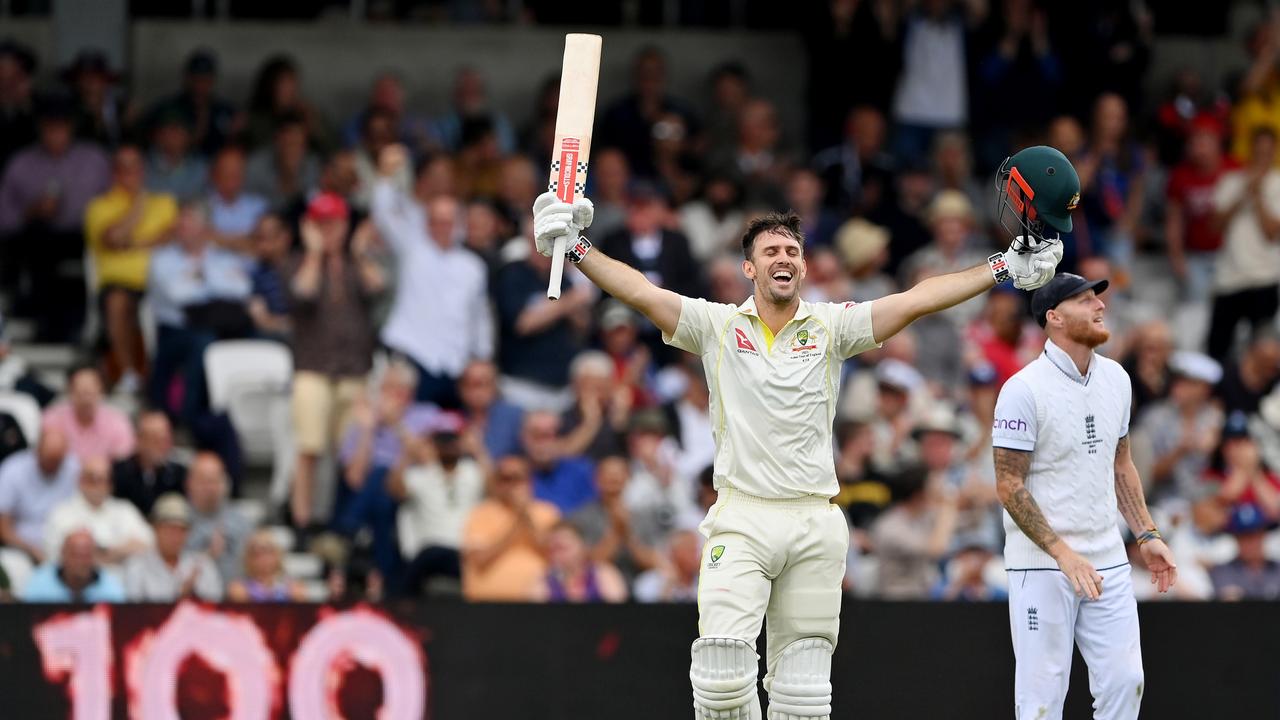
left=766, top=638, right=833, bottom=719
left=690, top=637, right=761, bottom=719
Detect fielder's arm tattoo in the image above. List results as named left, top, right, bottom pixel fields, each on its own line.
left=1114, top=435, right=1156, bottom=533
left=994, top=447, right=1061, bottom=554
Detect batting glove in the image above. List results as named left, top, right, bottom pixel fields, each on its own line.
left=1003, top=236, right=1063, bottom=291
left=532, top=191, right=594, bottom=258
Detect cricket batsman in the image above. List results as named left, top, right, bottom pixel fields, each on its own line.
left=990, top=157, right=1179, bottom=717
left=531, top=146, right=1067, bottom=719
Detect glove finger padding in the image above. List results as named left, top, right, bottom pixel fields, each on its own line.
left=533, top=191, right=560, bottom=214
left=572, top=197, right=594, bottom=229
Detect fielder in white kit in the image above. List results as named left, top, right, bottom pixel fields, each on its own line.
left=991, top=271, right=1179, bottom=720
left=532, top=150, right=1065, bottom=720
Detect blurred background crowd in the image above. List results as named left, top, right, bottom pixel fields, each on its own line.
left=0, top=0, right=1279, bottom=606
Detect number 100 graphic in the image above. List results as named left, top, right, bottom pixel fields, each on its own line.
left=32, top=602, right=426, bottom=719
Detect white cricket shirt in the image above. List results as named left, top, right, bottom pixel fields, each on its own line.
left=665, top=295, right=880, bottom=499
left=991, top=339, right=1130, bottom=570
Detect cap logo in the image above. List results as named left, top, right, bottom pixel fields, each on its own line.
left=1066, top=192, right=1080, bottom=211
left=1006, top=167, right=1038, bottom=220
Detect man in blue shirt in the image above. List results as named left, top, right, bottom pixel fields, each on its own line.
left=521, top=410, right=595, bottom=515
left=23, top=528, right=126, bottom=602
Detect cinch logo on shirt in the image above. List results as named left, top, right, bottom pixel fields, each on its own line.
left=734, top=327, right=758, bottom=353
left=993, top=417, right=1028, bottom=432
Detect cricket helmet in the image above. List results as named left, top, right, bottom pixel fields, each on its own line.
left=994, top=145, right=1080, bottom=249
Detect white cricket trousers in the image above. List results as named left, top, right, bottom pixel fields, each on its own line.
left=1006, top=564, right=1144, bottom=720
left=697, top=488, right=849, bottom=690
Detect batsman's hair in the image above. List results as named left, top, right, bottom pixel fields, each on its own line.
left=741, top=211, right=806, bottom=259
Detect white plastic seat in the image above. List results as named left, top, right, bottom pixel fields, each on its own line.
left=0, top=546, right=34, bottom=596
left=0, top=391, right=42, bottom=447
left=203, top=340, right=295, bottom=483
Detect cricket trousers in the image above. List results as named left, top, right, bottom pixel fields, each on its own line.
left=697, top=488, right=849, bottom=694
left=1007, top=564, right=1144, bottom=720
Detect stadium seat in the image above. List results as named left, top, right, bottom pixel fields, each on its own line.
left=0, top=391, right=41, bottom=447
left=283, top=552, right=324, bottom=580
left=0, top=546, right=33, bottom=596
left=203, top=340, right=294, bottom=491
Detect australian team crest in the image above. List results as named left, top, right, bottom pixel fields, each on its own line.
left=791, top=327, right=817, bottom=352
left=707, top=544, right=725, bottom=569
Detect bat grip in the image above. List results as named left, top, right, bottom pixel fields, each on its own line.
left=547, top=233, right=570, bottom=299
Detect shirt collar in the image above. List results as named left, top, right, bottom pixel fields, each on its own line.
left=1043, top=338, right=1095, bottom=385
left=736, top=295, right=812, bottom=322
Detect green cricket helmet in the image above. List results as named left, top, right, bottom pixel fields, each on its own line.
left=993, top=145, right=1081, bottom=250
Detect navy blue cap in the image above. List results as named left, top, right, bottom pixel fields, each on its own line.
left=1031, top=273, right=1109, bottom=328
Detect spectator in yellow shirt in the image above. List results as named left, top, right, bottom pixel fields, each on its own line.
left=84, top=145, right=178, bottom=393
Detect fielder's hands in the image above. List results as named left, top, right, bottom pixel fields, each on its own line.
left=1004, top=236, right=1063, bottom=291
left=532, top=191, right=593, bottom=257
left=1053, top=544, right=1104, bottom=600
left=1139, top=539, right=1178, bottom=594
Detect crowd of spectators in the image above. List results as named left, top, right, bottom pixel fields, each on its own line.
left=1, top=0, right=1280, bottom=604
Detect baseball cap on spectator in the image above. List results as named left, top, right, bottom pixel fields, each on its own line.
left=1168, top=351, right=1222, bottom=385
left=912, top=403, right=962, bottom=439
left=835, top=218, right=889, bottom=270
left=600, top=300, right=638, bottom=332
left=306, top=192, right=349, bottom=221
left=925, top=190, right=975, bottom=225
left=1222, top=410, right=1251, bottom=440
left=428, top=410, right=466, bottom=439
left=151, top=493, right=192, bottom=526
left=628, top=407, right=670, bottom=436
left=1188, top=113, right=1224, bottom=137
left=185, top=48, right=218, bottom=76
left=876, top=359, right=924, bottom=394
left=0, top=39, right=37, bottom=75
left=1031, top=273, right=1109, bottom=328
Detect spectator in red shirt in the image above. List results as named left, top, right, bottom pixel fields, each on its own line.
left=1206, top=411, right=1280, bottom=525
left=966, top=289, right=1044, bottom=390
left=1164, top=114, right=1238, bottom=303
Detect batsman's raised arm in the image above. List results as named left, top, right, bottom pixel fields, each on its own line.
left=532, top=191, right=682, bottom=337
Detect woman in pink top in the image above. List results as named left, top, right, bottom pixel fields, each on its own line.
left=41, top=364, right=136, bottom=462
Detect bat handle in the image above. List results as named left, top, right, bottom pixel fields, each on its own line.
left=547, top=233, right=570, bottom=299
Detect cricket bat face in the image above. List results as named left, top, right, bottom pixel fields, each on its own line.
left=545, top=33, right=602, bottom=300
left=548, top=34, right=602, bottom=205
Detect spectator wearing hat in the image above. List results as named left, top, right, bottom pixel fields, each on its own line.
left=835, top=218, right=896, bottom=304
left=372, top=145, right=492, bottom=409
left=1165, top=114, right=1237, bottom=303
left=870, top=466, right=960, bottom=600
left=62, top=49, right=132, bottom=148
left=389, top=411, right=487, bottom=597
left=204, top=146, right=269, bottom=254
left=44, top=456, right=153, bottom=566
left=146, top=200, right=253, bottom=421
left=0, top=39, right=38, bottom=169
left=900, top=190, right=989, bottom=293
left=286, top=193, right=385, bottom=527
left=123, top=492, right=222, bottom=601
left=0, top=90, right=111, bottom=342
left=1217, top=330, right=1280, bottom=416
left=22, top=528, right=125, bottom=603
left=144, top=107, right=208, bottom=202
left=1209, top=504, right=1280, bottom=600
left=145, top=49, right=240, bottom=158
left=84, top=144, right=177, bottom=390
left=1138, top=351, right=1225, bottom=504
left=1207, top=126, right=1280, bottom=361
left=245, top=110, right=322, bottom=211
left=112, top=410, right=187, bottom=517
left=1205, top=411, right=1280, bottom=524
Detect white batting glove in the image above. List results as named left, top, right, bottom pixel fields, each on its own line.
left=532, top=191, right=594, bottom=257
left=1004, top=236, right=1063, bottom=291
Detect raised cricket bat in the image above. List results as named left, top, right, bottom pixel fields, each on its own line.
left=546, top=33, right=602, bottom=299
